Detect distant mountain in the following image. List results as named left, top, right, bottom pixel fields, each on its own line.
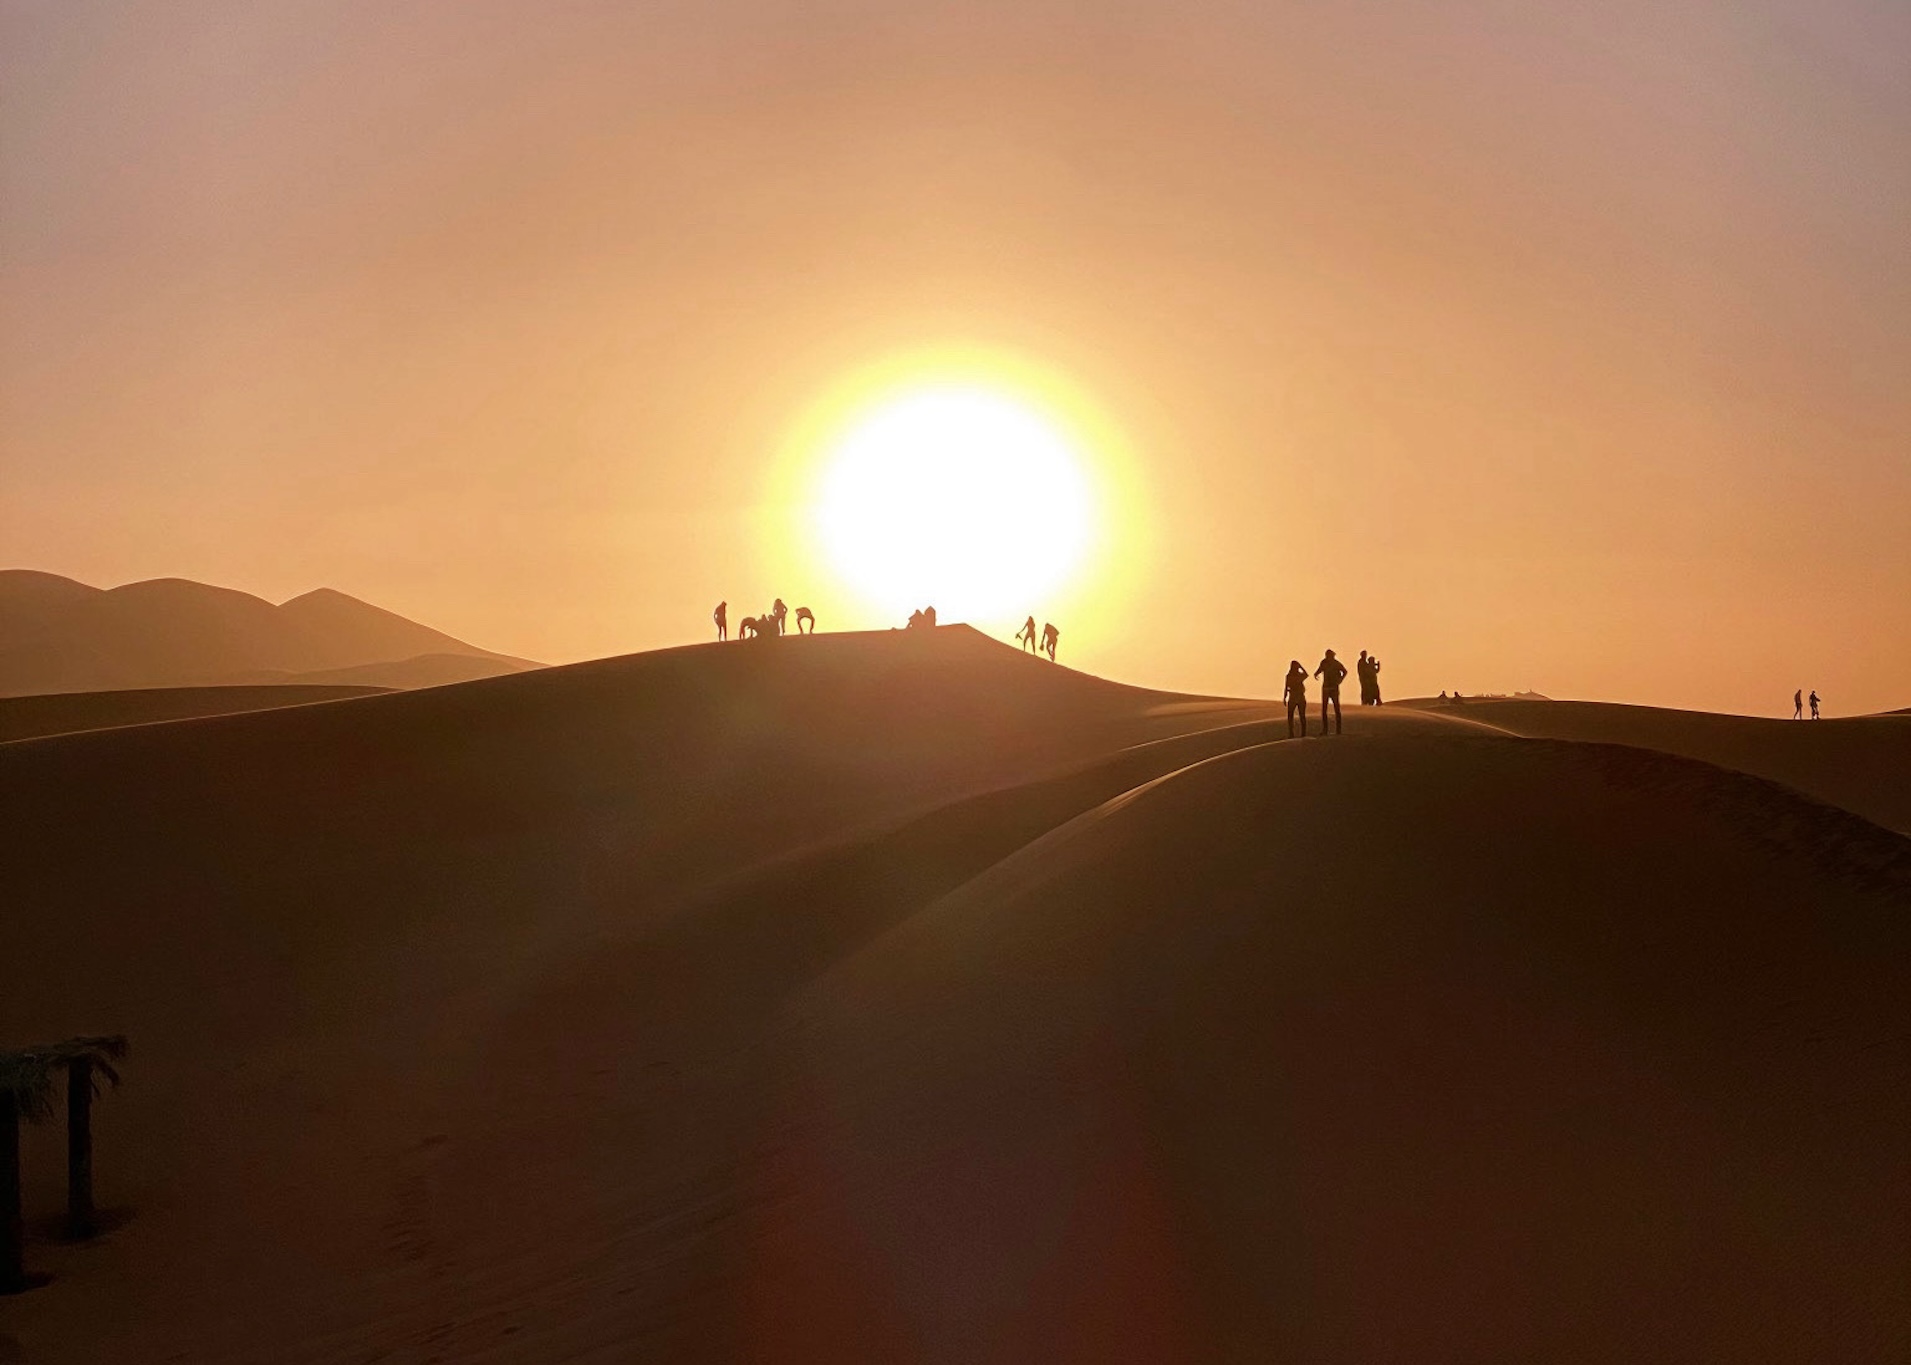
left=0, top=571, right=541, bottom=697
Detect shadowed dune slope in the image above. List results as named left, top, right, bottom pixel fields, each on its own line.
left=1401, top=696, right=1911, bottom=832
left=0, top=631, right=1904, bottom=1361
left=760, top=739, right=1910, bottom=1362
left=0, top=684, right=389, bottom=743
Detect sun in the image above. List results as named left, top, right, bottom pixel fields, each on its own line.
left=811, top=383, right=1098, bottom=621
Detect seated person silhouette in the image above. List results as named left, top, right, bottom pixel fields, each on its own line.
left=1042, top=622, right=1060, bottom=660
left=1017, top=616, right=1039, bottom=652
left=713, top=600, right=727, bottom=641
left=795, top=606, right=815, bottom=635
left=1284, top=660, right=1309, bottom=737
left=1315, top=650, right=1347, bottom=734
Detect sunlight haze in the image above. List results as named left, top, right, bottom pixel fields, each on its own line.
left=2, top=0, right=1906, bottom=712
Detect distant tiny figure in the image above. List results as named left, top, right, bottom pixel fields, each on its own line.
left=1042, top=622, right=1060, bottom=661
left=1451, top=690, right=1465, bottom=704
left=713, top=600, right=728, bottom=642
left=907, top=606, right=938, bottom=630
left=1810, top=690, right=1821, bottom=720
left=1284, top=660, right=1309, bottom=737
left=1016, top=616, right=1039, bottom=653
left=1793, top=688, right=1804, bottom=720
left=1315, top=649, right=1347, bottom=734
left=1438, top=690, right=1448, bottom=701
left=795, top=606, right=815, bottom=635
left=772, top=598, right=789, bottom=635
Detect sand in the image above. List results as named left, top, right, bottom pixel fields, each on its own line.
left=1, top=627, right=1904, bottom=1361
left=0, top=685, right=390, bottom=745
left=1402, top=695, right=1911, bottom=834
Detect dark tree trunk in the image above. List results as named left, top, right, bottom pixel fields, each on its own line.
left=66, top=1057, right=94, bottom=1239
left=1, top=1089, right=24, bottom=1293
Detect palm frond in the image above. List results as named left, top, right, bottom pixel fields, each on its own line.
left=0, top=1035, right=129, bottom=1117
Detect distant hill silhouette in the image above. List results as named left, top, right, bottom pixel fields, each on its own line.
left=0, top=571, right=540, bottom=696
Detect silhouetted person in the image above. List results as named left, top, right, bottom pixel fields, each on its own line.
left=1017, top=616, right=1039, bottom=653
left=1284, top=660, right=1309, bottom=737
left=772, top=598, right=789, bottom=635
left=1315, top=649, right=1347, bottom=734
left=713, top=600, right=727, bottom=641
left=1810, top=690, right=1821, bottom=720
left=1042, top=622, right=1059, bottom=661
left=924, top=605, right=937, bottom=628
left=1793, top=688, right=1804, bottom=720
left=795, top=606, right=815, bottom=635
left=1369, top=654, right=1382, bottom=705
left=1357, top=650, right=1375, bottom=705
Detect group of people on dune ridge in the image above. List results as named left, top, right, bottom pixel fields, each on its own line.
left=712, top=599, right=814, bottom=640
left=1283, top=648, right=1384, bottom=737
left=1014, top=616, right=1061, bottom=661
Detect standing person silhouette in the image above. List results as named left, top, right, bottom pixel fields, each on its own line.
left=713, top=601, right=727, bottom=641
left=772, top=598, right=789, bottom=635
left=1042, top=622, right=1060, bottom=661
left=1356, top=650, right=1375, bottom=705
left=1315, top=649, right=1348, bottom=734
left=1283, top=660, right=1309, bottom=738
left=1793, top=688, right=1804, bottom=719
left=1810, top=690, right=1821, bottom=720
left=1016, top=616, right=1039, bottom=653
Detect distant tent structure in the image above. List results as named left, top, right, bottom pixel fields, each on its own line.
left=1, top=1035, right=127, bottom=1291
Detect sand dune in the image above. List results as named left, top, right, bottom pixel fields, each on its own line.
left=0, top=684, right=389, bottom=744
left=1410, top=696, right=1911, bottom=833
left=1, top=628, right=1904, bottom=1361
left=0, top=572, right=534, bottom=696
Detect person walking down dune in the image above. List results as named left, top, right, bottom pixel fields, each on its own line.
left=1315, top=649, right=1347, bottom=734
left=1042, top=622, right=1060, bottom=661
left=713, top=601, right=727, bottom=642
left=1810, top=690, right=1821, bottom=720
left=795, top=606, right=815, bottom=635
left=1793, top=688, right=1804, bottom=719
left=1016, top=616, right=1039, bottom=653
left=1284, top=660, right=1309, bottom=738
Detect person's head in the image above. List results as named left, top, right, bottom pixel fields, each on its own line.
left=1290, top=659, right=1302, bottom=671
left=1360, top=650, right=1368, bottom=659
left=1325, top=649, right=1336, bottom=660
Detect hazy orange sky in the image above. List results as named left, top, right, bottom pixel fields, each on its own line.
left=4, top=1, right=1907, bottom=714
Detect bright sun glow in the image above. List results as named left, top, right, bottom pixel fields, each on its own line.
left=814, top=384, right=1098, bottom=621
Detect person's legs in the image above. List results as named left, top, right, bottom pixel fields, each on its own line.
left=1326, top=691, right=1341, bottom=733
